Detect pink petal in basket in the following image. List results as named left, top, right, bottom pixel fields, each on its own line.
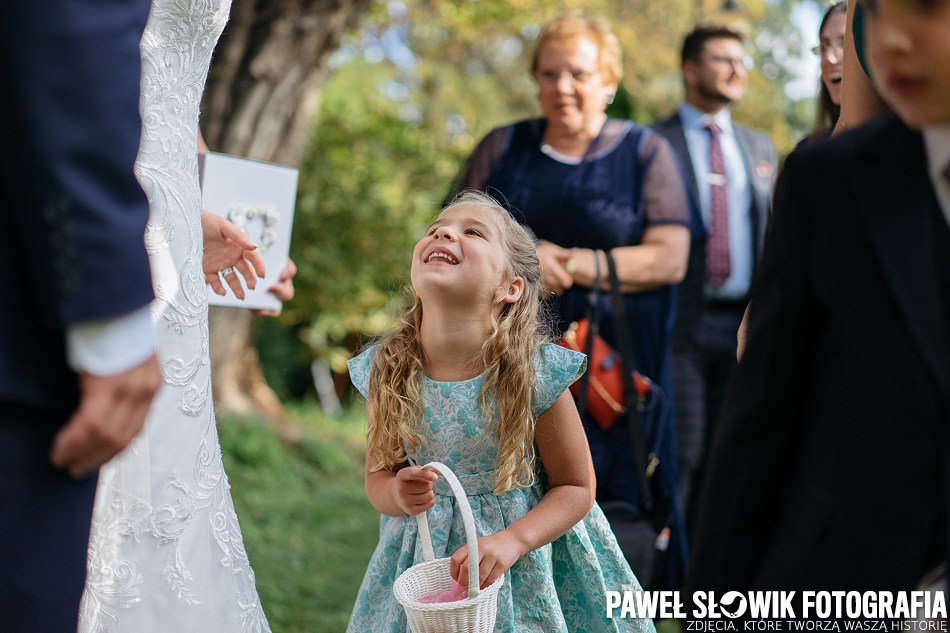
left=417, top=579, right=468, bottom=604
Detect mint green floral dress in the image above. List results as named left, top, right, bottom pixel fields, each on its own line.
left=345, top=343, right=655, bottom=633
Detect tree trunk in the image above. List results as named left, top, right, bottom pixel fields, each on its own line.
left=201, top=0, right=370, bottom=419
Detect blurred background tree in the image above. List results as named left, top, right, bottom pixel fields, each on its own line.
left=201, top=0, right=371, bottom=419
left=203, top=0, right=816, bottom=417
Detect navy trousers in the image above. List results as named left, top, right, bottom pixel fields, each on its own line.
left=0, top=404, right=98, bottom=632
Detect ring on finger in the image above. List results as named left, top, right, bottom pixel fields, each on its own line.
left=219, top=266, right=237, bottom=277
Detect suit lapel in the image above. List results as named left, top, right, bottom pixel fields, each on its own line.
left=855, top=118, right=950, bottom=396
left=734, top=125, right=771, bottom=254
left=661, top=115, right=701, bottom=206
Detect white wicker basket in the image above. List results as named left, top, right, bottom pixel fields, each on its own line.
left=393, top=462, right=504, bottom=633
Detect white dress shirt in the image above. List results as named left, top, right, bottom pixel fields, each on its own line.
left=66, top=304, right=156, bottom=376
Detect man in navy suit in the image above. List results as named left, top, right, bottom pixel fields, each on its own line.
left=653, top=23, right=776, bottom=538
left=688, top=0, right=950, bottom=598
left=0, top=2, right=161, bottom=630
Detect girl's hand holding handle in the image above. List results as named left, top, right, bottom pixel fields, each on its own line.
left=393, top=466, right=438, bottom=515
left=450, top=531, right=525, bottom=591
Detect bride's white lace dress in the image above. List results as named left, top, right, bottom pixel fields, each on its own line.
left=78, top=1, right=270, bottom=631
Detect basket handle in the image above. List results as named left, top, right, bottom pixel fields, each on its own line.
left=415, top=462, right=482, bottom=599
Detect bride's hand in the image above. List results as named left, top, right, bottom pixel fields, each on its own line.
left=201, top=209, right=266, bottom=300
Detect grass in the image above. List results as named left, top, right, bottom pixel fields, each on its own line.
left=220, top=405, right=378, bottom=633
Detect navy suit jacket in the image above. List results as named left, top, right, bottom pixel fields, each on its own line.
left=0, top=1, right=154, bottom=413
left=653, top=111, right=777, bottom=351
left=688, top=115, right=950, bottom=592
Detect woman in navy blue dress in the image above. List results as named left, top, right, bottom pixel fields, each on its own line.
left=454, top=12, right=692, bottom=589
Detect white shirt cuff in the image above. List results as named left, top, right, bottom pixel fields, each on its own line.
left=66, top=305, right=156, bottom=376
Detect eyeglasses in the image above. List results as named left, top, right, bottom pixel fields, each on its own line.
left=704, top=54, right=752, bottom=70
left=811, top=40, right=845, bottom=57
left=536, top=69, right=600, bottom=86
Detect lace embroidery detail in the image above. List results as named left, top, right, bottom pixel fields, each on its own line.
left=180, top=378, right=212, bottom=416
left=79, top=0, right=270, bottom=631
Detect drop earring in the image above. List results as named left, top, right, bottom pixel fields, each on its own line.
left=606, top=92, right=615, bottom=105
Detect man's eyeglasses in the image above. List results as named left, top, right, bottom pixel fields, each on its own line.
left=704, top=54, right=752, bottom=70
left=811, top=40, right=845, bottom=58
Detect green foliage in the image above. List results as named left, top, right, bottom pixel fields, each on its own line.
left=289, top=58, right=450, bottom=369
left=220, top=407, right=378, bottom=632
left=735, top=0, right=814, bottom=154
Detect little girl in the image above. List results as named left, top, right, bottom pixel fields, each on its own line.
left=346, top=190, right=654, bottom=632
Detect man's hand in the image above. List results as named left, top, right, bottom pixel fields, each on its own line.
left=50, top=354, right=162, bottom=478
left=201, top=210, right=266, bottom=299
left=736, top=304, right=751, bottom=361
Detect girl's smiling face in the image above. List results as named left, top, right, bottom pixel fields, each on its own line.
left=411, top=204, right=519, bottom=309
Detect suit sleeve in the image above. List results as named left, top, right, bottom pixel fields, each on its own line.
left=686, top=149, right=819, bottom=593
left=1, top=0, right=154, bottom=327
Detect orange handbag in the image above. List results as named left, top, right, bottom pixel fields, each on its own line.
left=557, top=318, right=651, bottom=431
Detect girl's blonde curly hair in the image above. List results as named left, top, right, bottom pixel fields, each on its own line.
left=365, top=190, right=549, bottom=494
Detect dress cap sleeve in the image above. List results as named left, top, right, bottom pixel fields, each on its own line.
left=532, top=343, right=587, bottom=416
left=346, top=345, right=378, bottom=400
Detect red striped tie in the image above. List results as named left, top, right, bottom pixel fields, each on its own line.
left=706, top=122, right=730, bottom=288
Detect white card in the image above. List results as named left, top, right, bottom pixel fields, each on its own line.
left=198, top=151, right=299, bottom=311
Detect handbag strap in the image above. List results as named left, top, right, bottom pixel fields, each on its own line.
left=603, top=250, right=654, bottom=511
left=575, top=253, right=602, bottom=419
